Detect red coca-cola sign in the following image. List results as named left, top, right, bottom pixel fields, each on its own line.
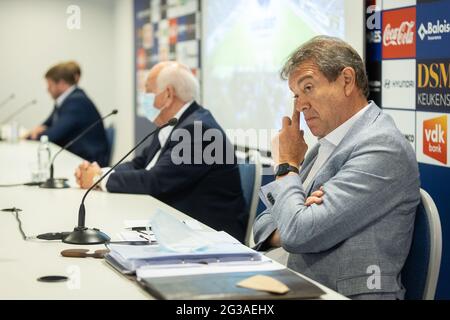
left=382, top=7, right=416, bottom=59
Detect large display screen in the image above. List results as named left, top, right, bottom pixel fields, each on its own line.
left=202, top=0, right=361, bottom=151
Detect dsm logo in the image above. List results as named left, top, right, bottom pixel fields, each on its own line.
left=417, top=60, right=450, bottom=112
left=423, top=115, right=447, bottom=165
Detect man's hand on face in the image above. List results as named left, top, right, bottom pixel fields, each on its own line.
left=75, top=161, right=101, bottom=189
left=272, top=109, right=308, bottom=169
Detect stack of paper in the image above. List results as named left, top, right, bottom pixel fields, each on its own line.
left=107, top=211, right=261, bottom=274
left=110, top=213, right=325, bottom=300
left=106, top=234, right=262, bottom=273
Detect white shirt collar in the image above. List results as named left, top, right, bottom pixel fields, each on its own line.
left=320, top=102, right=372, bottom=147
left=55, top=85, right=76, bottom=107
left=158, top=100, right=193, bottom=148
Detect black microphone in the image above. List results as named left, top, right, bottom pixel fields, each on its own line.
left=63, top=118, right=178, bottom=245
left=1, top=99, right=37, bottom=125
left=40, top=109, right=118, bottom=189
left=0, top=94, right=15, bottom=110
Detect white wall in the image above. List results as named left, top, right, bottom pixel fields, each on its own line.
left=0, top=0, right=135, bottom=163
left=111, top=0, right=134, bottom=163
left=345, top=0, right=365, bottom=59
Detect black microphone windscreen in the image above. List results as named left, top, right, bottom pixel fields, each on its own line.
left=112, top=109, right=118, bottom=115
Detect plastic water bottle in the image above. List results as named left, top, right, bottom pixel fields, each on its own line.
left=37, top=135, right=51, bottom=181
left=10, top=121, right=19, bottom=143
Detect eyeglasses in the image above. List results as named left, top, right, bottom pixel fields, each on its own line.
left=61, top=249, right=109, bottom=259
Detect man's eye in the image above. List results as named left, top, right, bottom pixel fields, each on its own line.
left=304, top=85, right=313, bottom=93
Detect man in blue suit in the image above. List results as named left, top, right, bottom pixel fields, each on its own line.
left=27, top=62, right=109, bottom=166
left=75, top=62, right=247, bottom=242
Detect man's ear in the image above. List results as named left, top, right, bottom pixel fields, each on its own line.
left=166, top=85, right=176, bottom=99
left=341, top=67, right=356, bottom=97
left=165, top=85, right=177, bottom=105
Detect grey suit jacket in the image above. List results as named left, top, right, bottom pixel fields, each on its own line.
left=254, top=103, right=420, bottom=299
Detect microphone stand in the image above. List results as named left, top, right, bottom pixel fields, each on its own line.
left=0, top=100, right=37, bottom=125
left=40, top=110, right=118, bottom=189
left=0, top=99, right=36, bottom=142
left=0, top=94, right=15, bottom=110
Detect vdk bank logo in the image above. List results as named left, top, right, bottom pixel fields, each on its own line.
left=423, top=115, right=447, bottom=165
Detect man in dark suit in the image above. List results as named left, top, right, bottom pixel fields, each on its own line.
left=27, top=62, right=109, bottom=166
left=75, top=62, right=247, bottom=242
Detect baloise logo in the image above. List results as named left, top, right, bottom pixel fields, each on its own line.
left=418, top=19, right=450, bottom=41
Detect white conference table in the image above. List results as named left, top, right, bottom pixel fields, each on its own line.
left=0, top=140, right=346, bottom=300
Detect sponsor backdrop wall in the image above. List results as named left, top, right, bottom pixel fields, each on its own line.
left=366, top=0, right=450, bottom=299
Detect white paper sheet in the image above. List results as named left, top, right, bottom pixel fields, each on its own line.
left=136, top=256, right=285, bottom=279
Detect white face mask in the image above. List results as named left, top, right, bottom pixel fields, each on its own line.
left=141, top=93, right=159, bottom=122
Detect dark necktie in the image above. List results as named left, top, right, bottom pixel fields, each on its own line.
left=146, top=135, right=162, bottom=165
left=51, top=104, right=59, bottom=124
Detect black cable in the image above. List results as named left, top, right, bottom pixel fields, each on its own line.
left=13, top=210, right=27, bottom=240
left=1, top=208, right=21, bottom=212
left=0, top=183, right=24, bottom=187
left=1, top=208, right=30, bottom=240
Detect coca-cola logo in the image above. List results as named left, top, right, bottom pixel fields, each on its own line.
left=383, top=21, right=415, bottom=46
left=382, top=7, right=416, bottom=59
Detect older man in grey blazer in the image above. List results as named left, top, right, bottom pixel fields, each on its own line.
left=253, top=36, right=420, bottom=300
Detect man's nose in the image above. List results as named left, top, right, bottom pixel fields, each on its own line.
left=145, top=85, right=153, bottom=94
left=295, top=98, right=310, bottom=113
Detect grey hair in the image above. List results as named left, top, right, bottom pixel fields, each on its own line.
left=156, top=62, right=200, bottom=102
left=281, top=35, right=369, bottom=98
